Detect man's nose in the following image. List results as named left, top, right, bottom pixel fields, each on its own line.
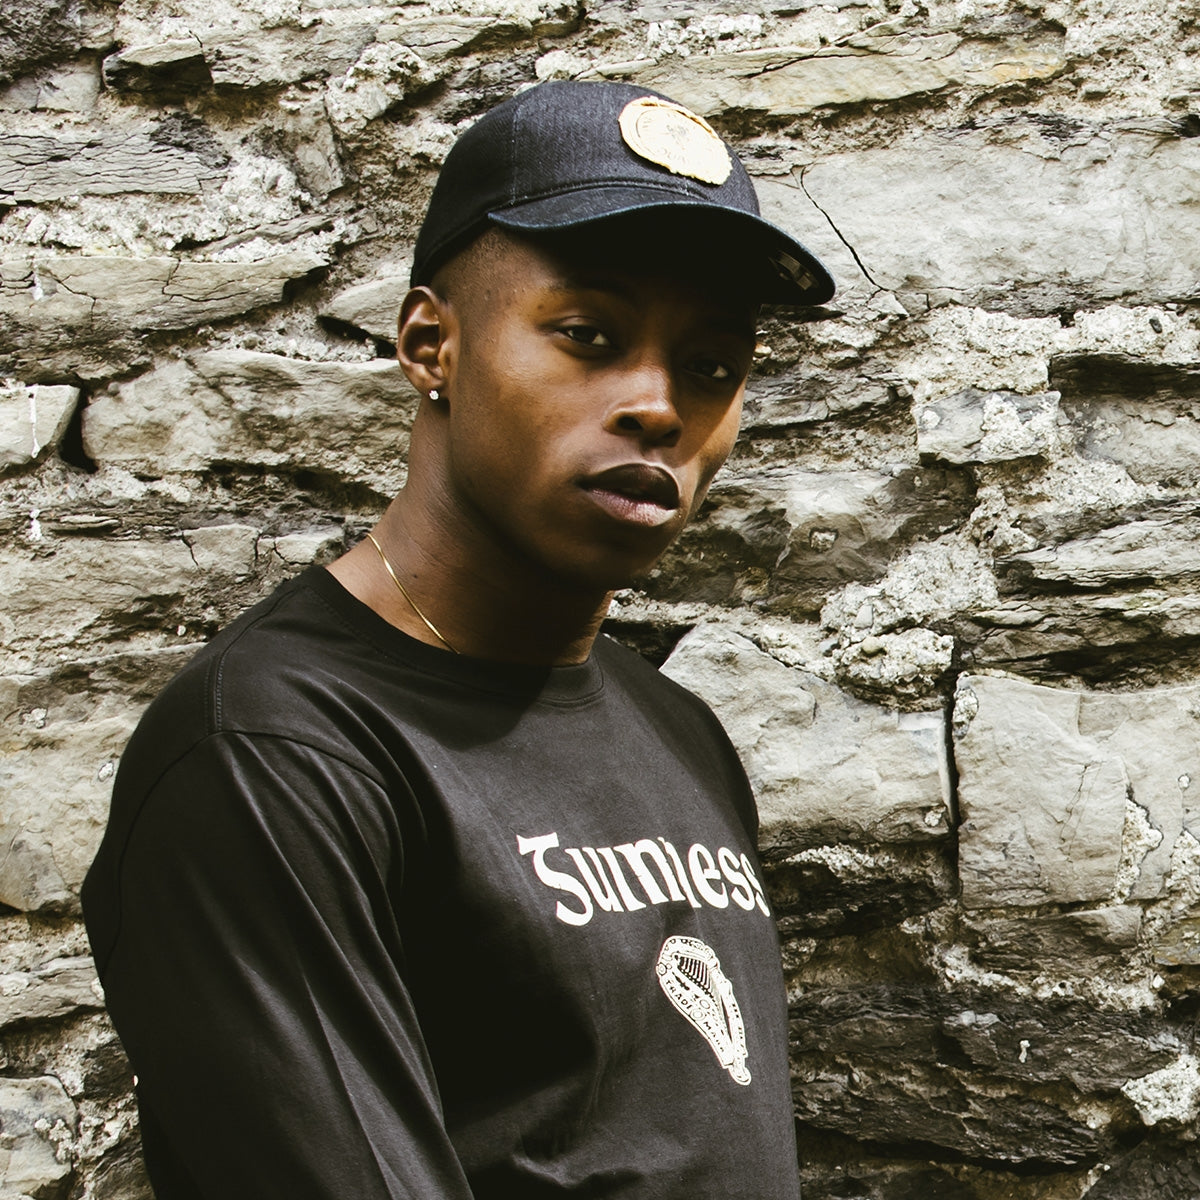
left=606, top=363, right=682, bottom=447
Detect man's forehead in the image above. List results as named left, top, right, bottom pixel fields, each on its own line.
left=479, top=221, right=764, bottom=316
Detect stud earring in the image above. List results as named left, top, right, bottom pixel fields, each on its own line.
left=428, top=389, right=440, bottom=401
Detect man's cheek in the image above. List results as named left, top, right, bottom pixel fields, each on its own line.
left=694, top=434, right=740, bottom=506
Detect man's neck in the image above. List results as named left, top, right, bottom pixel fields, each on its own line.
left=327, top=493, right=612, bottom=667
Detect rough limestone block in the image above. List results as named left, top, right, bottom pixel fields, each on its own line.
left=0, top=382, right=78, bottom=470
left=377, top=15, right=496, bottom=59
left=377, top=4, right=580, bottom=60
left=941, top=996, right=1182, bottom=1093
left=0, top=955, right=103, bottom=1028
left=742, top=364, right=901, bottom=431
left=83, top=350, right=418, bottom=491
left=654, top=465, right=974, bottom=614
left=0, top=130, right=224, bottom=203
left=634, top=31, right=1065, bottom=116
left=42, top=62, right=101, bottom=110
left=916, top=387, right=1059, bottom=464
left=954, top=674, right=1200, bottom=906
left=273, top=90, right=345, bottom=199
left=181, top=523, right=260, bottom=574
left=320, top=272, right=411, bottom=342
left=955, top=675, right=1126, bottom=906
left=0, top=251, right=328, bottom=378
left=262, top=528, right=345, bottom=567
left=0, top=0, right=109, bottom=85
left=662, top=626, right=950, bottom=851
left=0, top=708, right=136, bottom=912
left=1001, top=512, right=1200, bottom=589
left=101, top=37, right=211, bottom=93
left=204, top=19, right=380, bottom=88
left=790, top=985, right=1116, bottom=1166
left=966, top=588, right=1200, bottom=675
left=1074, top=687, right=1200, bottom=899
left=91, top=254, right=325, bottom=330
left=1154, top=918, right=1200, bottom=967
left=0, top=647, right=197, bottom=911
left=760, top=127, right=1200, bottom=316
left=763, top=468, right=975, bottom=601
left=1084, top=1133, right=1200, bottom=1199
left=1054, top=356, right=1200, bottom=487
left=766, top=843, right=955, bottom=937
left=0, top=73, right=42, bottom=110
left=0, top=1076, right=76, bottom=1196
left=0, top=59, right=101, bottom=111
left=1, top=539, right=201, bottom=668
left=1075, top=395, right=1200, bottom=487
left=790, top=985, right=1193, bottom=1165
left=963, top=905, right=1142, bottom=975
left=325, top=42, right=437, bottom=137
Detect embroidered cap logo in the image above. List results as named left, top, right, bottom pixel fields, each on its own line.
left=618, top=96, right=733, bottom=186
left=656, top=936, right=751, bottom=1085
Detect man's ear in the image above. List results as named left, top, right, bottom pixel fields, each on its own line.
left=396, top=286, right=452, bottom=397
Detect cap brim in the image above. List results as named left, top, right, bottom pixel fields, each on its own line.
left=489, top=186, right=835, bottom=306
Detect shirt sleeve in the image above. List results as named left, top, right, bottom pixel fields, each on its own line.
left=90, top=729, right=475, bottom=1200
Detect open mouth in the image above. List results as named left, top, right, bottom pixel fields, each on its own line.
left=581, top=464, right=681, bottom=528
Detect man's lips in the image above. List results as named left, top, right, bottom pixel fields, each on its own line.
left=579, top=464, right=682, bottom=528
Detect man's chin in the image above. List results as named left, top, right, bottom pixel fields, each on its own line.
left=515, top=519, right=685, bottom=597
left=549, top=549, right=670, bottom=598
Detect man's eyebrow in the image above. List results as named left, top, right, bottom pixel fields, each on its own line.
left=545, top=271, right=635, bottom=301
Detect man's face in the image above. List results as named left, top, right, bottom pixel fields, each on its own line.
left=426, top=228, right=758, bottom=593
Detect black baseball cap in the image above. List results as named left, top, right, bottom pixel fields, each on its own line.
left=411, top=80, right=835, bottom=306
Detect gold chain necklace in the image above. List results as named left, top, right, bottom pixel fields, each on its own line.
left=365, top=532, right=459, bottom=655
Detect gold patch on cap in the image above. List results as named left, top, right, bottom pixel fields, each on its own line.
left=619, top=96, right=732, bottom=186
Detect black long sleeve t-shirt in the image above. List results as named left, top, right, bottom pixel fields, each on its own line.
left=83, top=566, right=801, bottom=1199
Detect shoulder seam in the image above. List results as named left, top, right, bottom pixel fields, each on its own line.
left=96, top=729, right=393, bottom=976
left=142, top=728, right=390, bottom=799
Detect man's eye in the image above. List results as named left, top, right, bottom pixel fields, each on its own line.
left=562, top=325, right=614, bottom=348
left=691, top=357, right=734, bottom=381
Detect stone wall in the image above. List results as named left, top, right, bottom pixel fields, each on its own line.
left=2, top=0, right=1199, bottom=1195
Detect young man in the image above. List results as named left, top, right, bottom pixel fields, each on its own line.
left=83, top=80, right=834, bottom=1198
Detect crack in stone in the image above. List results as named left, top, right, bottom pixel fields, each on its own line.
left=27, top=385, right=39, bottom=458
left=744, top=49, right=825, bottom=79
left=941, top=696, right=962, bottom=830
left=798, top=165, right=887, bottom=292
left=1061, top=766, right=1090, bottom=855
left=741, top=44, right=864, bottom=80
left=35, top=265, right=101, bottom=330
left=741, top=631, right=801, bottom=672
left=744, top=19, right=933, bottom=79
left=162, top=257, right=182, bottom=299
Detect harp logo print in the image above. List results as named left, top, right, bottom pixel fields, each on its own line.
left=657, top=936, right=751, bottom=1085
